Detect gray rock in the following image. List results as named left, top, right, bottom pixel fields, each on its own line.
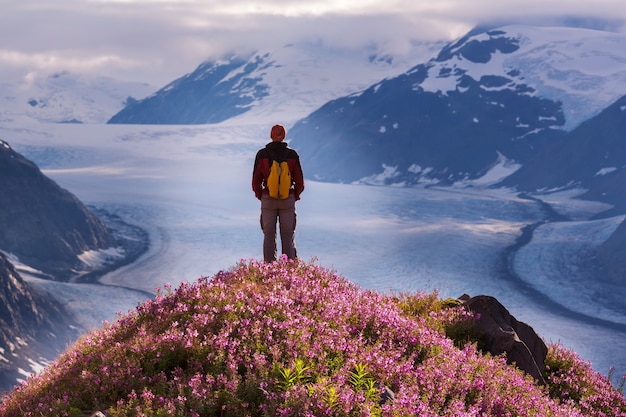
left=460, top=294, right=547, bottom=384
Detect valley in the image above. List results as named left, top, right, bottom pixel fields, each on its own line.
left=2, top=121, right=624, bottom=389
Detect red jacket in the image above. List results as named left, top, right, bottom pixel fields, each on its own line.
left=252, top=142, right=305, bottom=200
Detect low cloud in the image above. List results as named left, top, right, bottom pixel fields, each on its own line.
left=0, top=0, right=624, bottom=86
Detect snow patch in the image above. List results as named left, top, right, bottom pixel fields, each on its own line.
left=419, top=64, right=460, bottom=94
left=595, top=167, right=617, bottom=176
left=408, top=164, right=422, bottom=174
left=1, top=251, right=53, bottom=278
left=355, top=164, right=400, bottom=185
left=461, top=152, right=521, bottom=187
left=28, top=358, right=47, bottom=375
left=15, top=357, right=50, bottom=383
left=78, top=247, right=125, bottom=270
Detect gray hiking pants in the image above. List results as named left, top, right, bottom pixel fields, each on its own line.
left=260, top=194, right=297, bottom=262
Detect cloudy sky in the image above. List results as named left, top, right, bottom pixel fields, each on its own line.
left=1, top=0, right=625, bottom=87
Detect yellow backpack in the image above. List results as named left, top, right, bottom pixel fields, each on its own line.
left=266, top=149, right=292, bottom=199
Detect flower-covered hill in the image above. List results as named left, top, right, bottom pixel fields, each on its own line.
left=1, top=258, right=625, bottom=416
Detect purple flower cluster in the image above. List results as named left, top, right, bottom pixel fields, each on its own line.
left=1, top=258, right=624, bottom=416
left=544, top=343, right=626, bottom=416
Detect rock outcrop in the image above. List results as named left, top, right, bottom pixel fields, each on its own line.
left=0, top=139, right=118, bottom=391
left=0, top=252, right=77, bottom=392
left=460, top=294, right=548, bottom=384
left=0, top=139, right=114, bottom=278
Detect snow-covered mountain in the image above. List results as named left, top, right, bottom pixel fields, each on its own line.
left=108, top=41, right=444, bottom=125
left=503, top=94, right=626, bottom=210
left=288, top=25, right=626, bottom=187
left=0, top=72, right=155, bottom=124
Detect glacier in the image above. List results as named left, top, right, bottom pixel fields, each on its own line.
left=1, top=121, right=624, bottom=385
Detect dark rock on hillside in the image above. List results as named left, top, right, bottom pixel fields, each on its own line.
left=0, top=140, right=114, bottom=278
left=501, top=94, right=626, bottom=212
left=108, top=54, right=270, bottom=124
left=289, top=29, right=566, bottom=184
left=460, top=294, right=548, bottom=384
left=0, top=252, right=78, bottom=392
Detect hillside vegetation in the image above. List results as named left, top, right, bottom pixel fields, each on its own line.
left=1, top=258, right=624, bottom=416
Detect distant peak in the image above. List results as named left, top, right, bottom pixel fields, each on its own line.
left=436, top=28, right=520, bottom=63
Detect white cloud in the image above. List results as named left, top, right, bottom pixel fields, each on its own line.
left=0, top=0, right=624, bottom=87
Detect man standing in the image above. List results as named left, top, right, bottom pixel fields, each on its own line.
left=252, top=124, right=305, bottom=262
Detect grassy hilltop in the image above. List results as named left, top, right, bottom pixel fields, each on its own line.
left=1, top=258, right=624, bottom=416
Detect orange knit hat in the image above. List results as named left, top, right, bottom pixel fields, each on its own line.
left=270, top=124, right=286, bottom=141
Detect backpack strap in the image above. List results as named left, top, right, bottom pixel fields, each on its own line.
left=266, top=147, right=291, bottom=162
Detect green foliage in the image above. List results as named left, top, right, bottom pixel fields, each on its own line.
left=348, top=363, right=371, bottom=389
left=324, top=385, right=340, bottom=410
left=349, top=363, right=380, bottom=405
left=393, top=290, right=442, bottom=318
left=394, top=291, right=482, bottom=349
left=444, top=313, right=484, bottom=350
left=277, top=358, right=311, bottom=391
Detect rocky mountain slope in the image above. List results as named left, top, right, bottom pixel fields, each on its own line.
left=0, top=139, right=126, bottom=391
left=0, top=252, right=77, bottom=393
left=287, top=25, right=626, bottom=188
left=502, top=94, right=626, bottom=210
left=103, top=25, right=626, bottom=196
left=0, top=139, right=115, bottom=279
left=107, top=41, right=443, bottom=125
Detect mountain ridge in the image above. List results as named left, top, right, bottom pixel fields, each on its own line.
left=0, top=139, right=115, bottom=278
left=288, top=24, right=626, bottom=188
left=107, top=41, right=444, bottom=125
left=0, top=72, right=154, bottom=124
left=0, top=139, right=152, bottom=392
left=501, top=94, right=626, bottom=210
left=0, top=251, right=78, bottom=393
